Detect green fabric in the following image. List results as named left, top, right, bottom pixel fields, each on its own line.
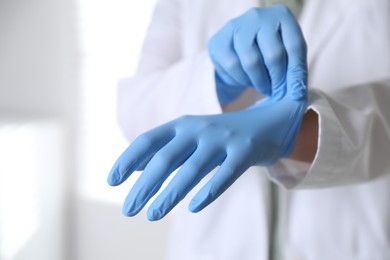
left=261, top=2, right=305, bottom=258
left=258, top=2, right=305, bottom=258
left=263, top=0, right=304, bottom=18
left=269, top=182, right=279, bottom=260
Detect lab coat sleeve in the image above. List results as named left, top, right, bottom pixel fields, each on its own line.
left=268, top=80, right=390, bottom=189
left=117, top=0, right=221, bottom=142
left=267, top=0, right=390, bottom=189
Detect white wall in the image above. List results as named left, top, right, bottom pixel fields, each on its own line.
left=0, top=0, right=78, bottom=259
left=0, top=120, right=67, bottom=260
left=0, top=0, right=171, bottom=259
left=0, top=0, right=78, bottom=120
left=72, top=199, right=171, bottom=260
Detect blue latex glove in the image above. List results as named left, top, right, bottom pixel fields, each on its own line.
left=208, top=5, right=307, bottom=104
left=107, top=88, right=307, bottom=221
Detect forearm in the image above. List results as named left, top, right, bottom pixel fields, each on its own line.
left=221, top=88, right=263, bottom=112
left=289, top=109, right=318, bottom=163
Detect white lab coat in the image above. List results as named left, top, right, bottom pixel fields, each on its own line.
left=117, top=0, right=390, bottom=259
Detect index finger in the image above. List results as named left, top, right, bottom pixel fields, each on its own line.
left=107, top=122, right=176, bottom=186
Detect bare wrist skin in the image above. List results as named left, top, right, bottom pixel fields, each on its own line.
left=221, top=88, right=263, bottom=112
left=289, top=109, right=319, bottom=163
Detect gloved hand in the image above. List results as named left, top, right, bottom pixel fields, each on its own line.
left=107, top=88, right=307, bottom=221
left=208, top=5, right=307, bottom=104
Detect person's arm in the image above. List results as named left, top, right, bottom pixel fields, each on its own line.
left=289, top=108, right=318, bottom=163
left=268, top=80, right=390, bottom=189
left=267, top=0, right=390, bottom=189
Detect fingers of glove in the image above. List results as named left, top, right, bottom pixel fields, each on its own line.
left=256, top=24, right=287, bottom=100
left=188, top=150, right=249, bottom=213
left=208, top=28, right=252, bottom=87
left=232, top=26, right=271, bottom=96
left=135, top=153, right=154, bottom=171
left=122, top=136, right=197, bottom=217
left=107, top=123, right=175, bottom=186
left=214, top=67, right=242, bottom=88
left=147, top=145, right=225, bottom=221
left=277, top=5, right=308, bottom=100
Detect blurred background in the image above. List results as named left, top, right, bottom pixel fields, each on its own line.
left=0, top=0, right=172, bottom=259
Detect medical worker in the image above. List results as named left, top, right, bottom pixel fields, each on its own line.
left=108, top=0, right=390, bottom=259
